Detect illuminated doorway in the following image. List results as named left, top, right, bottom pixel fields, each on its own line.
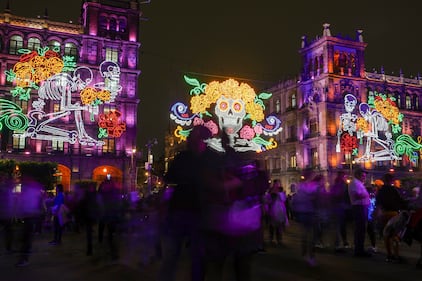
left=92, top=165, right=122, bottom=189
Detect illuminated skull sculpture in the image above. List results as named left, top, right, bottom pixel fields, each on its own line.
left=215, top=96, right=246, bottom=135
left=344, top=94, right=357, bottom=113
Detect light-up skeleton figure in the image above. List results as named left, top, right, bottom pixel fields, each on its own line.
left=93, top=61, right=122, bottom=103
left=355, top=103, right=399, bottom=162
left=25, top=65, right=108, bottom=146
left=336, top=94, right=358, bottom=152
left=206, top=96, right=263, bottom=152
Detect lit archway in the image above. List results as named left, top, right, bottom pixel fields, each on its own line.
left=92, top=165, right=122, bottom=189
left=56, top=164, right=71, bottom=192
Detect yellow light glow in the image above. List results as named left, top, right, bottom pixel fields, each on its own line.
left=189, top=79, right=265, bottom=122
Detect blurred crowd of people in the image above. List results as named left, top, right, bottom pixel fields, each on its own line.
left=288, top=166, right=422, bottom=267
left=1, top=125, right=422, bottom=279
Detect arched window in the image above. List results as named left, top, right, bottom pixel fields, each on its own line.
left=48, top=40, right=61, bottom=53
left=405, top=95, right=412, bottom=109
left=118, top=18, right=127, bottom=33
left=275, top=99, right=280, bottom=113
left=28, top=37, right=41, bottom=51
left=9, top=35, right=23, bottom=55
left=64, top=42, right=78, bottom=59
left=99, top=15, right=108, bottom=30
left=291, top=92, right=297, bottom=108
left=414, top=95, right=419, bottom=110
left=109, top=18, right=117, bottom=31
left=395, top=92, right=401, bottom=108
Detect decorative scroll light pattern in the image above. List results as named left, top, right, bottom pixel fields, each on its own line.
left=0, top=47, right=126, bottom=147
left=337, top=91, right=422, bottom=162
left=170, top=75, right=282, bottom=152
left=0, top=99, right=28, bottom=131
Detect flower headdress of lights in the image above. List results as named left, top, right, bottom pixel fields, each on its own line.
left=170, top=75, right=282, bottom=152
left=337, top=90, right=422, bottom=163
left=0, top=46, right=125, bottom=146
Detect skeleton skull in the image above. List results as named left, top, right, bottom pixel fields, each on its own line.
left=214, top=96, right=246, bottom=135
left=344, top=94, right=357, bottom=113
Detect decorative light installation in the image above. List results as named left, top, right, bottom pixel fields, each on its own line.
left=337, top=91, right=422, bottom=162
left=170, top=75, right=282, bottom=152
left=0, top=47, right=126, bottom=146
left=98, top=110, right=126, bottom=138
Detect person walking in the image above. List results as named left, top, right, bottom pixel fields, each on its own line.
left=97, top=177, right=124, bottom=262
left=158, top=125, right=212, bottom=281
left=0, top=173, right=14, bottom=255
left=267, top=181, right=288, bottom=246
left=15, top=176, right=44, bottom=266
left=348, top=167, right=371, bottom=257
left=375, top=173, right=407, bottom=262
left=200, top=131, right=268, bottom=281
left=291, top=171, right=321, bottom=266
left=330, top=171, right=351, bottom=252
left=49, top=184, right=66, bottom=245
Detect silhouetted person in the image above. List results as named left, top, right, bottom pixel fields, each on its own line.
left=15, top=176, right=44, bottom=266
left=158, top=125, right=212, bottom=281
left=75, top=181, right=98, bottom=256
left=330, top=171, right=351, bottom=251
left=348, top=167, right=371, bottom=257
left=49, top=184, right=65, bottom=245
left=376, top=173, right=407, bottom=262
left=0, top=173, right=14, bottom=254
left=200, top=130, right=268, bottom=281
left=97, top=178, right=123, bottom=262
left=291, top=171, right=322, bottom=266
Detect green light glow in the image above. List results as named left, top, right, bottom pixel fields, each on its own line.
left=0, top=99, right=29, bottom=131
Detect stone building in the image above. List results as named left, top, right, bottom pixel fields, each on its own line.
left=0, top=0, right=142, bottom=192
left=264, top=24, right=422, bottom=193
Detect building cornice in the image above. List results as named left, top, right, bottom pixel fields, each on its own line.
left=0, top=13, right=83, bottom=35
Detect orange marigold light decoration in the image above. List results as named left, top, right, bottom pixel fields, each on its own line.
left=190, top=78, right=264, bottom=122
left=98, top=110, right=126, bottom=138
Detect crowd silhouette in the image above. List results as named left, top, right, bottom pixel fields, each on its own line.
left=1, top=125, right=422, bottom=278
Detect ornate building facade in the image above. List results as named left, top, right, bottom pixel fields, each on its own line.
left=264, top=24, right=422, bottom=193
left=0, top=0, right=142, bottom=192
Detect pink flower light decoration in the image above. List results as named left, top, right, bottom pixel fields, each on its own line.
left=204, top=120, right=219, bottom=136
left=240, top=125, right=255, bottom=140
left=254, top=124, right=263, bottom=135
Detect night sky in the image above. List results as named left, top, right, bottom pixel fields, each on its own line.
left=4, top=0, right=422, bottom=157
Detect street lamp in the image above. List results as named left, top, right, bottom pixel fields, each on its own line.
left=145, top=138, right=157, bottom=196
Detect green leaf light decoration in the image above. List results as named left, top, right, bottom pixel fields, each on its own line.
left=0, top=99, right=29, bottom=131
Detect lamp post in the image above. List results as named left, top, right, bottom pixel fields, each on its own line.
left=130, top=148, right=137, bottom=192
left=145, top=138, right=157, bottom=196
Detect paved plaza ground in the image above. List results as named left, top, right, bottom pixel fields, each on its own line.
left=1, top=219, right=421, bottom=281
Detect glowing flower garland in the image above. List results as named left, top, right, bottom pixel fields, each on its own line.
left=5, top=47, right=76, bottom=101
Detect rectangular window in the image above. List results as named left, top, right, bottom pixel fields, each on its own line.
left=289, top=153, right=297, bottom=168
left=105, top=48, right=119, bottom=63
left=12, top=132, right=25, bottom=150
left=52, top=139, right=64, bottom=151
left=310, top=118, right=318, bottom=134
left=288, top=125, right=296, bottom=140
left=311, top=148, right=318, bottom=167
left=102, top=138, right=115, bottom=153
